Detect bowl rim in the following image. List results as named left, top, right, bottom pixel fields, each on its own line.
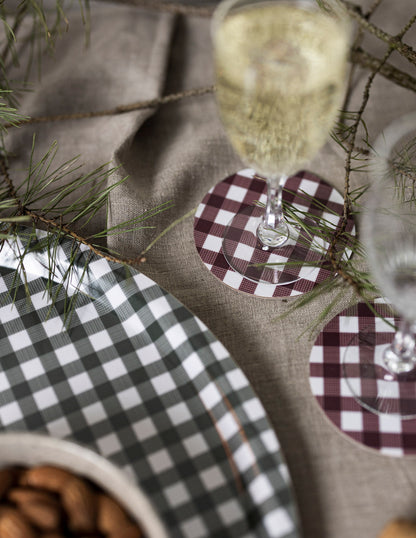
left=0, top=431, right=168, bottom=538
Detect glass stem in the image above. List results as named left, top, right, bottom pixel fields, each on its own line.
left=383, top=319, right=416, bottom=374
left=264, top=176, right=286, bottom=228
left=257, top=176, right=289, bottom=249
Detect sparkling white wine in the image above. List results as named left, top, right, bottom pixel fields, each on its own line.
left=214, top=2, right=350, bottom=179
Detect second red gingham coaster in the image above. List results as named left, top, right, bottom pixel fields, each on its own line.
left=193, top=169, right=355, bottom=298
left=309, top=299, right=416, bottom=456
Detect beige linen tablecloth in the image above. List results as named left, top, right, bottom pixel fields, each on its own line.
left=5, top=1, right=416, bottom=536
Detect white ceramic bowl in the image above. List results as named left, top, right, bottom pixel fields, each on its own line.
left=0, top=432, right=168, bottom=538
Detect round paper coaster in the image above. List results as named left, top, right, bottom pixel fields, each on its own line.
left=309, top=300, right=416, bottom=457
left=194, top=169, right=355, bottom=298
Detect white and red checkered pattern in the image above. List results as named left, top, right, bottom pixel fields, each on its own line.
left=309, top=299, right=416, bottom=456
left=194, top=169, right=355, bottom=298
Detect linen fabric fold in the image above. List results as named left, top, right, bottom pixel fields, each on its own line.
left=5, top=0, right=176, bottom=236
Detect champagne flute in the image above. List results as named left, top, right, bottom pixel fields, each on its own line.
left=343, top=112, right=416, bottom=418
left=212, top=0, right=351, bottom=285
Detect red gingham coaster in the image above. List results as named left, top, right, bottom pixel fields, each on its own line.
left=309, top=299, right=416, bottom=457
left=194, top=169, right=355, bottom=297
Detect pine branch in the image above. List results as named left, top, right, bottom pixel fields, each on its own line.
left=343, top=1, right=416, bottom=66
left=351, top=47, right=416, bottom=93
left=101, top=0, right=416, bottom=71
left=5, top=85, right=216, bottom=128
left=0, top=1, right=90, bottom=107
left=323, top=8, right=416, bottom=288
left=0, top=141, right=174, bottom=269
left=0, top=0, right=415, bottom=330
left=98, top=0, right=215, bottom=17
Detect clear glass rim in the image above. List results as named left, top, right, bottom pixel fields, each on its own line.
left=212, top=0, right=322, bottom=41
left=211, top=0, right=350, bottom=40
left=366, top=111, right=416, bottom=213
left=372, top=111, right=416, bottom=176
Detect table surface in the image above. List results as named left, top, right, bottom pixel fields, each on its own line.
left=4, top=1, right=416, bottom=537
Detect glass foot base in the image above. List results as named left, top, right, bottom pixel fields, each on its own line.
left=257, top=219, right=289, bottom=249
left=343, top=328, right=416, bottom=418
left=222, top=205, right=321, bottom=285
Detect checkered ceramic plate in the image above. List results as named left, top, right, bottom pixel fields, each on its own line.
left=194, top=169, right=355, bottom=298
left=309, top=299, right=416, bottom=457
left=0, top=229, right=299, bottom=537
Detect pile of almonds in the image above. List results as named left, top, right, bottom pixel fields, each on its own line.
left=0, top=465, right=145, bottom=538
left=378, top=518, right=416, bottom=537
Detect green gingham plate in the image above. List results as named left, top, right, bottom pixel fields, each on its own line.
left=0, top=230, right=299, bottom=538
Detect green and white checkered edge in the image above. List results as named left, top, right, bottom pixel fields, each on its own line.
left=0, top=229, right=299, bottom=538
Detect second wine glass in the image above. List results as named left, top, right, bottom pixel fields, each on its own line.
left=343, top=112, right=416, bottom=418
left=212, top=0, right=351, bottom=284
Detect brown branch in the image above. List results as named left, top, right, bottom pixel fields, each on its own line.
left=343, top=1, right=416, bottom=66
left=106, top=0, right=416, bottom=69
left=342, top=71, right=379, bottom=215
left=0, top=156, right=147, bottom=267
left=332, top=262, right=366, bottom=297
left=342, top=9, right=416, bottom=215
left=0, top=157, right=24, bottom=215
left=327, top=9, right=416, bottom=289
left=351, top=47, right=416, bottom=93
left=23, top=210, right=146, bottom=266
left=332, top=55, right=384, bottom=262
left=6, top=85, right=215, bottom=128
left=99, top=0, right=215, bottom=17
left=364, top=0, right=384, bottom=18
left=5, top=5, right=414, bottom=133
left=340, top=0, right=387, bottom=110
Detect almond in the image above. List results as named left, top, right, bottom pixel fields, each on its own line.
left=19, top=466, right=72, bottom=493
left=0, top=507, right=38, bottom=538
left=19, top=500, right=61, bottom=532
left=108, top=523, right=143, bottom=538
left=0, top=469, right=17, bottom=499
left=9, top=487, right=58, bottom=507
left=61, top=476, right=96, bottom=533
left=378, top=518, right=416, bottom=538
left=97, top=493, right=129, bottom=534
